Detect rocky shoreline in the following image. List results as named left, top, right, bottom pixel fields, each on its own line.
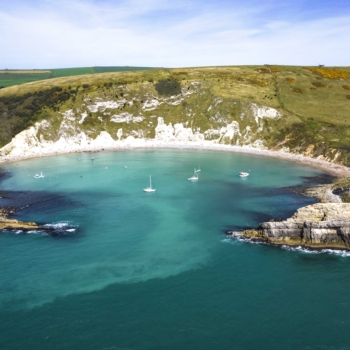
left=227, top=203, right=350, bottom=250
left=0, top=176, right=75, bottom=236
left=227, top=174, right=350, bottom=251
left=0, top=206, right=41, bottom=232
left=0, top=205, right=77, bottom=236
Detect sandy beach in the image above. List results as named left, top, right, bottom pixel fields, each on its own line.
left=1, top=140, right=349, bottom=178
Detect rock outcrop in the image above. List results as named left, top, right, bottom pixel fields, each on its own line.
left=228, top=203, right=350, bottom=250
left=0, top=207, right=40, bottom=231
left=0, top=218, right=40, bottom=231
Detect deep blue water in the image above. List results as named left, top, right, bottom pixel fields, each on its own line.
left=1, top=149, right=350, bottom=350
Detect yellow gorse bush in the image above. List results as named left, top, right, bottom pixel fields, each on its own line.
left=250, top=79, right=267, bottom=87
left=305, top=67, right=350, bottom=80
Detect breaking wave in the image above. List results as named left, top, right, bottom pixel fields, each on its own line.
left=224, top=235, right=350, bottom=257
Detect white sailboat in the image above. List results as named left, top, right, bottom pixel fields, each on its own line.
left=188, top=169, right=199, bottom=181
left=239, top=172, right=249, bottom=177
left=143, top=175, right=156, bottom=192
left=195, top=165, right=201, bottom=173
left=34, top=171, right=44, bottom=179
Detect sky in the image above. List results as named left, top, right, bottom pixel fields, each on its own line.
left=1, top=0, right=350, bottom=69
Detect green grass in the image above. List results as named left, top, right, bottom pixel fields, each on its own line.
left=93, top=66, right=154, bottom=73
left=0, top=67, right=155, bottom=88
left=0, top=72, right=54, bottom=88
left=51, top=67, right=95, bottom=77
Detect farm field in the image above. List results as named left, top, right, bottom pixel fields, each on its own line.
left=0, top=66, right=154, bottom=88
left=0, top=71, right=54, bottom=88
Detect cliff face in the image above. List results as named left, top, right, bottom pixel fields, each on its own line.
left=230, top=203, right=350, bottom=249
left=0, top=84, right=281, bottom=158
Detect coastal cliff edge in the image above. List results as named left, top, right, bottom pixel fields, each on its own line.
left=228, top=203, right=350, bottom=250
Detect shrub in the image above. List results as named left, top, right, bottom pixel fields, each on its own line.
left=293, top=87, right=303, bottom=93
left=255, top=80, right=267, bottom=87
left=342, top=85, right=350, bottom=90
left=173, top=71, right=188, bottom=76
left=346, top=95, right=350, bottom=100
left=342, top=192, right=350, bottom=203
left=305, top=67, right=350, bottom=80
left=285, top=77, right=295, bottom=84
left=312, top=81, right=325, bottom=88
left=154, top=79, right=181, bottom=96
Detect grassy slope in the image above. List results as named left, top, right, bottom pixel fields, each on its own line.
left=0, top=65, right=350, bottom=164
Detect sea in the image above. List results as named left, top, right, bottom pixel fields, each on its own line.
left=1, top=149, right=350, bottom=350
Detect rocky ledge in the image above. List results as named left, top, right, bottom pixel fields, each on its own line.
left=0, top=207, right=40, bottom=231
left=0, top=218, right=40, bottom=231
left=227, top=203, right=350, bottom=250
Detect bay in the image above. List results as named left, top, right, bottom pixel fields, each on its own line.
left=1, top=149, right=350, bottom=350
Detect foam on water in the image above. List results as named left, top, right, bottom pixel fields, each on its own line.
left=221, top=235, right=265, bottom=246
left=282, top=245, right=350, bottom=257
left=42, top=221, right=77, bottom=229
left=281, top=245, right=321, bottom=254
left=225, top=236, right=350, bottom=257
left=321, top=249, right=350, bottom=257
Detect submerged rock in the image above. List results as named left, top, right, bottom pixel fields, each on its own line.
left=228, top=203, right=350, bottom=250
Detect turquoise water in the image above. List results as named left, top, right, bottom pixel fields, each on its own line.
left=1, top=149, right=350, bottom=350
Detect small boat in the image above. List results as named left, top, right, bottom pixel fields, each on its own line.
left=143, top=175, right=156, bottom=192
left=188, top=169, right=199, bottom=181
left=239, top=172, right=249, bottom=177
left=195, top=166, right=201, bottom=173
left=34, top=171, right=44, bottom=179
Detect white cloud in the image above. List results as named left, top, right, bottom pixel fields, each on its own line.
left=0, top=0, right=349, bottom=68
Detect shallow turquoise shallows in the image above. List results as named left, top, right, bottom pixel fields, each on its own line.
left=1, top=149, right=350, bottom=350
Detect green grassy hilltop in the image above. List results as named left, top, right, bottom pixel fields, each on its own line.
left=0, top=65, right=350, bottom=165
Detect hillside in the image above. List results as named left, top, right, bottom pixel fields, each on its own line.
left=0, top=65, right=350, bottom=165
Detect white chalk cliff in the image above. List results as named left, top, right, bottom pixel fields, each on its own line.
left=0, top=88, right=282, bottom=159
